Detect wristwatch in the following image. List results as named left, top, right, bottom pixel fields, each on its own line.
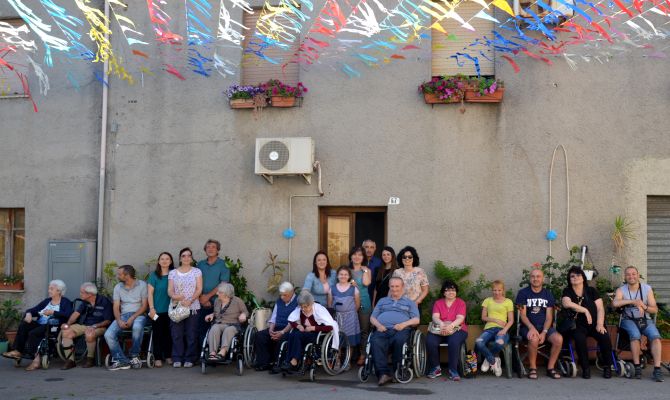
left=542, top=329, right=548, bottom=334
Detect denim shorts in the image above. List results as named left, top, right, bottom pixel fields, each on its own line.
left=619, top=318, right=661, bottom=341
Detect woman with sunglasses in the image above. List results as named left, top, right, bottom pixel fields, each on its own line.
left=561, top=266, right=612, bottom=379
left=392, top=246, right=429, bottom=305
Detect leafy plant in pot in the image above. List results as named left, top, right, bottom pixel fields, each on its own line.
left=1, top=274, right=24, bottom=290
left=261, top=79, right=307, bottom=107
left=0, top=299, right=22, bottom=352
left=465, top=77, right=504, bottom=102
left=226, top=84, right=266, bottom=110
left=419, top=75, right=467, bottom=105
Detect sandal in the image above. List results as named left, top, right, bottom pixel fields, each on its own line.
left=208, top=354, right=218, bottom=361
left=528, top=368, right=538, bottom=379
left=546, top=368, right=561, bottom=379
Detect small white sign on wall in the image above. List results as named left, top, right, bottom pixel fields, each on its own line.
left=388, top=196, right=400, bottom=205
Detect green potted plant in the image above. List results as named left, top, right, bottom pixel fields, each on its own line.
left=0, top=299, right=22, bottom=353
left=261, top=79, right=307, bottom=108
left=263, top=251, right=287, bottom=297
left=0, top=274, right=24, bottom=291
left=225, top=84, right=266, bottom=109
left=418, top=75, right=467, bottom=104
left=465, top=77, right=504, bottom=103
left=656, top=304, right=670, bottom=363
left=225, top=256, right=260, bottom=311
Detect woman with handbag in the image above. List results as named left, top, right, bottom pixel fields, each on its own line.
left=425, top=279, right=468, bottom=381
left=147, top=252, right=174, bottom=367
left=561, top=266, right=612, bottom=379
left=168, top=247, right=203, bottom=368
left=475, top=280, right=514, bottom=377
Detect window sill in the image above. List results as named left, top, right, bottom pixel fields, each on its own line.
left=0, top=94, right=30, bottom=99
left=0, top=289, right=25, bottom=293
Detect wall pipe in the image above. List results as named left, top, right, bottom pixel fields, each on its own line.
left=287, top=161, right=324, bottom=283
left=95, top=1, right=111, bottom=282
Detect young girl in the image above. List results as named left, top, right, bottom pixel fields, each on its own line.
left=475, top=280, right=514, bottom=377
left=328, top=266, right=361, bottom=356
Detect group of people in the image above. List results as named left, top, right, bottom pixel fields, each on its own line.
left=2, top=239, right=666, bottom=386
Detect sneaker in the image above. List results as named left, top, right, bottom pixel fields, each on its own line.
left=108, top=361, right=131, bottom=371
left=449, top=370, right=461, bottom=382
left=493, top=357, right=503, bottom=377
left=481, top=358, right=491, bottom=373
left=183, top=362, right=194, bottom=368
left=130, top=357, right=141, bottom=369
left=653, top=368, right=664, bottom=382
left=173, top=362, right=182, bottom=368
left=426, top=366, right=442, bottom=379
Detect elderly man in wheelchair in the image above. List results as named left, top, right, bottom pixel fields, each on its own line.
left=369, top=277, right=421, bottom=386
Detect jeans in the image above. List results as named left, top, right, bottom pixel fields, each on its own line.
left=619, top=318, right=661, bottom=341
left=475, top=328, right=509, bottom=364
left=104, top=313, right=147, bottom=364
left=171, top=312, right=199, bottom=363
left=426, top=330, right=468, bottom=374
left=371, top=328, right=411, bottom=378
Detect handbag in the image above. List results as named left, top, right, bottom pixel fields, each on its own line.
left=428, top=321, right=460, bottom=336
left=557, top=295, right=584, bottom=334
left=168, top=300, right=190, bottom=323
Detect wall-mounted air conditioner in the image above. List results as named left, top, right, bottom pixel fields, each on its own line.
left=255, top=137, right=315, bottom=184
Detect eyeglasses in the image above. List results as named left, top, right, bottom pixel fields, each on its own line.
left=402, top=255, right=413, bottom=260
left=444, top=288, right=457, bottom=292
left=570, top=275, right=582, bottom=279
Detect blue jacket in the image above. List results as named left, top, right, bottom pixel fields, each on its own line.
left=26, top=297, right=74, bottom=324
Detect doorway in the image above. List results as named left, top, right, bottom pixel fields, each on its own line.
left=319, top=207, right=387, bottom=267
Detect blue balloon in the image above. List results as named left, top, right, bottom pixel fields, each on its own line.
left=283, top=228, right=296, bottom=239
left=546, top=230, right=557, bottom=241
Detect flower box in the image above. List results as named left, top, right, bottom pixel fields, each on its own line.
left=0, top=281, right=24, bottom=291
left=230, top=98, right=257, bottom=109
left=464, top=87, right=504, bottom=103
left=270, top=96, right=297, bottom=108
left=424, top=92, right=462, bottom=104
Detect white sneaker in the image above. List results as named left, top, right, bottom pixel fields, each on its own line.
left=183, top=362, right=193, bottom=368
left=173, top=362, right=182, bottom=368
left=493, top=357, right=502, bottom=377
left=481, top=358, right=491, bottom=373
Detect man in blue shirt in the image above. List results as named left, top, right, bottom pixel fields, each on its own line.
left=363, top=239, right=382, bottom=300
left=369, top=277, right=420, bottom=386
left=196, top=239, right=231, bottom=343
left=515, top=267, right=563, bottom=379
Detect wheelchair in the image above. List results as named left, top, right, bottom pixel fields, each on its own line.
left=55, top=299, right=103, bottom=366
left=277, top=329, right=350, bottom=381
left=200, top=322, right=252, bottom=375
left=242, top=307, right=272, bottom=369
left=612, top=312, right=657, bottom=378
left=10, top=317, right=62, bottom=369
left=358, top=328, right=426, bottom=384
left=103, top=325, right=154, bottom=368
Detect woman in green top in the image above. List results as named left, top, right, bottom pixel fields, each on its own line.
left=349, top=246, right=372, bottom=366
left=148, top=252, right=174, bottom=367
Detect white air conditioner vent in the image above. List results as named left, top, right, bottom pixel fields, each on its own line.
left=255, top=137, right=315, bottom=184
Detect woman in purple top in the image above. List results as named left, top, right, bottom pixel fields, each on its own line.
left=168, top=247, right=203, bottom=368
left=425, top=279, right=468, bottom=381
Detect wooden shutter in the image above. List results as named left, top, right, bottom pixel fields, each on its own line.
left=647, top=196, right=670, bottom=304
left=431, top=1, right=495, bottom=76
left=0, top=19, right=28, bottom=97
left=241, top=10, right=299, bottom=86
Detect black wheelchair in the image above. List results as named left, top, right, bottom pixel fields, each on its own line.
left=358, top=328, right=426, bottom=384
left=55, top=299, right=103, bottom=366
left=200, top=322, right=252, bottom=375
left=103, top=325, right=155, bottom=369
left=9, top=317, right=62, bottom=369
left=277, top=330, right=351, bottom=381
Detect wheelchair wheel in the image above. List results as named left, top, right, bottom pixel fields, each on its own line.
left=14, top=358, right=22, bottom=367
left=456, top=342, right=467, bottom=377
left=358, top=366, right=369, bottom=383
left=617, top=360, right=626, bottom=377
left=322, top=331, right=350, bottom=375
left=412, top=330, right=426, bottom=378
left=243, top=326, right=257, bottom=368
left=147, top=352, right=155, bottom=368
left=236, top=357, right=244, bottom=376
left=640, top=355, right=647, bottom=369
left=104, top=354, right=111, bottom=368
left=55, top=331, right=88, bottom=363
left=309, top=367, right=316, bottom=382
left=40, top=354, right=49, bottom=369
left=624, top=361, right=634, bottom=378
left=502, top=343, right=513, bottom=379
left=595, top=354, right=603, bottom=371
left=201, top=360, right=207, bottom=375
left=394, top=366, right=414, bottom=384
left=569, top=361, right=577, bottom=378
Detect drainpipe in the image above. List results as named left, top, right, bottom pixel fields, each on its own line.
left=96, top=1, right=111, bottom=281
left=287, top=161, right=324, bottom=283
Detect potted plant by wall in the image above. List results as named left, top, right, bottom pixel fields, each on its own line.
left=0, top=299, right=22, bottom=352
left=226, top=84, right=266, bottom=110
left=657, top=304, right=670, bottom=363
left=465, top=77, right=504, bottom=103
left=419, top=75, right=467, bottom=104
left=262, top=79, right=307, bottom=108
left=0, top=274, right=24, bottom=291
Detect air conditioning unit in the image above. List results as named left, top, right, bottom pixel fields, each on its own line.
left=255, top=137, right=315, bottom=184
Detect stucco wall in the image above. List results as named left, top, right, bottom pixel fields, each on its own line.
left=1, top=1, right=669, bottom=307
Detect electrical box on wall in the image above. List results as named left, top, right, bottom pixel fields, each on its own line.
left=255, top=137, right=315, bottom=184
left=47, top=240, right=96, bottom=295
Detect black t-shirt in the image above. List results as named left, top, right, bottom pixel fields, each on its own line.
left=561, top=286, right=599, bottom=328
left=77, top=295, right=113, bottom=326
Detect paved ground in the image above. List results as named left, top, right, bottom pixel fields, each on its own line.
left=0, top=358, right=667, bottom=400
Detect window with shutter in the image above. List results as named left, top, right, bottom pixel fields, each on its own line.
left=431, top=1, right=495, bottom=77
left=241, top=9, right=300, bottom=86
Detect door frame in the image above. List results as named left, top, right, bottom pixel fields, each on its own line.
left=318, top=206, right=388, bottom=253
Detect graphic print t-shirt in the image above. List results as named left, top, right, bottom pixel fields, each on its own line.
left=515, top=287, right=555, bottom=328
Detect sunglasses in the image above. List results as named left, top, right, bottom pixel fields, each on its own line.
left=181, top=254, right=192, bottom=258
left=402, top=255, right=413, bottom=260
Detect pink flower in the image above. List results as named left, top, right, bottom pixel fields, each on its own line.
left=532, top=262, right=541, bottom=268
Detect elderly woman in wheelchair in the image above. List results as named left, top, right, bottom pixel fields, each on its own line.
left=203, top=283, right=249, bottom=361
left=279, top=290, right=342, bottom=377
left=3, top=280, right=73, bottom=371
